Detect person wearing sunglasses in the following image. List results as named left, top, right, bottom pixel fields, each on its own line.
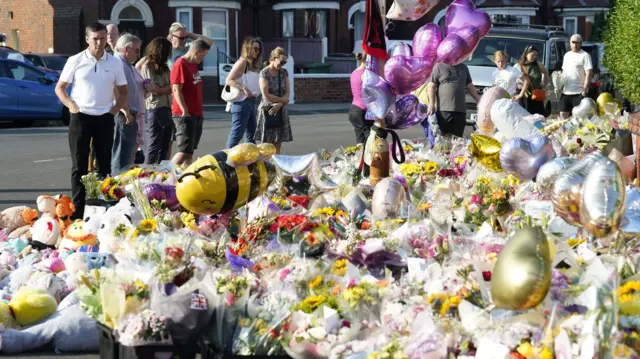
left=560, top=34, right=593, bottom=119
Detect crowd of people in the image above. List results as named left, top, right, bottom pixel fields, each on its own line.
left=55, top=21, right=295, bottom=220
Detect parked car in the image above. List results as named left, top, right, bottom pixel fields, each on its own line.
left=23, top=54, right=69, bottom=74
left=0, top=58, right=70, bottom=126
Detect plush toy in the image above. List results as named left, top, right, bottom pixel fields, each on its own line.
left=7, top=208, right=39, bottom=240
left=64, top=252, right=90, bottom=275
left=0, top=206, right=30, bottom=233
left=25, top=271, right=68, bottom=302
left=97, top=198, right=142, bottom=253
left=21, top=208, right=39, bottom=226
left=58, top=220, right=97, bottom=252
left=83, top=205, right=107, bottom=236
left=9, top=286, right=58, bottom=326
left=30, top=196, right=60, bottom=250
left=54, top=194, right=75, bottom=235
left=0, top=302, right=19, bottom=329
left=0, top=251, right=16, bottom=267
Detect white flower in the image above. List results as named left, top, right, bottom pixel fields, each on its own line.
left=308, top=327, right=327, bottom=340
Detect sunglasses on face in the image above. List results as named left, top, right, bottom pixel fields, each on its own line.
left=173, top=34, right=188, bottom=40
left=571, top=41, right=581, bottom=44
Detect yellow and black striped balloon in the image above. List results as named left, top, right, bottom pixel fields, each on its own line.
left=176, top=150, right=275, bottom=215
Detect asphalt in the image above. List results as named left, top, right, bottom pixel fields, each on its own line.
left=0, top=104, right=428, bottom=210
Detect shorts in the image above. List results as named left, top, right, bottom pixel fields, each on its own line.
left=560, top=94, right=583, bottom=113
left=172, top=115, right=204, bottom=154
left=436, top=111, right=466, bottom=137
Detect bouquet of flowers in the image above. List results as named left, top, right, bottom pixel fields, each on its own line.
left=117, top=309, right=172, bottom=346
left=464, top=176, right=513, bottom=227
left=270, top=214, right=318, bottom=244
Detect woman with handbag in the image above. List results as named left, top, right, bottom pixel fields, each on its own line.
left=515, top=46, right=549, bottom=116
left=349, top=53, right=371, bottom=144
left=254, top=47, right=292, bottom=154
left=224, top=37, right=263, bottom=148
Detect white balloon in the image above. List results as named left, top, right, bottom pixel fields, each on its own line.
left=372, top=178, right=406, bottom=220
left=490, top=98, right=540, bottom=139
left=386, top=0, right=439, bottom=21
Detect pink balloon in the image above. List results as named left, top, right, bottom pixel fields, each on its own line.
left=386, top=0, right=440, bottom=21
left=436, top=33, right=470, bottom=66
left=384, top=56, right=435, bottom=95
left=455, top=25, right=481, bottom=53
left=413, top=23, right=443, bottom=61
left=477, top=86, right=510, bottom=134
left=445, top=0, right=491, bottom=37
left=385, top=94, right=428, bottom=129
left=389, top=42, right=413, bottom=57
left=362, top=69, right=394, bottom=119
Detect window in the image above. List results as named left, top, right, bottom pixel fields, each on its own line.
left=176, top=8, right=193, bottom=32
left=119, top=6, right=143, bottom=20
left=8, top=62, right=43, bottom=82
left=202, top=9, right=228, bottom=72
left=463, top=37, right=546, bottom=67
left=563, top=17, right=577, bottom=35
left=350, top=10, right=365, bottom=44
left=305, top=10, right=327, bottom=38
left=491, top=14, right=530, bottom=25
left=282, top=10, right=294, bottom=37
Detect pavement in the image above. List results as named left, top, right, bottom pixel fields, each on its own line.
left=0, top=103, right=430, bottom=210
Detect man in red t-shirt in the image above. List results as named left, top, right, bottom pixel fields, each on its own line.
left=170, top=39, right=210, bottom=166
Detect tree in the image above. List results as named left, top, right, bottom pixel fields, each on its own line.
left=603, top=0, right=640, bottom=105
left=590, top=11, right=607, bottom=42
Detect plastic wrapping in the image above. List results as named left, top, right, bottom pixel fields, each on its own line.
left=490, top=98, right=540, bottom=139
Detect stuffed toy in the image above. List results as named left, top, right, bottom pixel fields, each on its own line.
left=25, top=271, right=68, bottom=302
left=21, top=208, right=38, bottom=226
left=98, top=198, right=142, bottom=253
left=64, top=252, right=90, bottom=276
left=54, top=194, right=75, bottom=235
left=0, top=302, right=19, bottom=329
left=38, top=250, right=66, bottom=274
left=0, top=206, right=30, bottom=233
left=83, top=205, right=106, bottom=236
left=58, top=220, right=97, bottom=252
left=30, top=196, right=60, bottom=250
left=7, top=208, right=39, bottom=241
left=9, top=286, right=57, bottom=326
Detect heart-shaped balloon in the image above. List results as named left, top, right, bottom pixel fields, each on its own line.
left=384, top=55, right=435, bottom=95
left=571, top=97, right=597, bottom=119
left=372, top=178, right=406, bottom=220
left=362, top=69, right=394, bottom=119
left=388, top=42, right=413, bottom=58
left=535, top=157, right=578, bottom=197
left=621, top=187, right=640, bottom=239
left=552, top=152, right=607, bottom=225
left=436, top=33, right=471, bottom=66
left=444, top=0, right=491, bottom=37
left=413, top=23, right=443, bottom=61
left=455, top=25, right=481, bottom=53
left=580, top=159, right=626, bottom=238
left=386, top=0, right=439, bottom=21
left=499, top=135, right=555, bottom=181
left=476, top=86, right=510, bottom=134
left=385, top=94, right=429, bottom=129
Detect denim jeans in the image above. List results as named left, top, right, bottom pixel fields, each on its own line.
left=111, top=111, right=139, bottom=175
left=226, top=97, right=257, bottom=148
left=144, top=107, right=173, bottom=165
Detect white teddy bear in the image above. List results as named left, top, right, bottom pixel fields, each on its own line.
left=97, top=198, right=142, bottom=254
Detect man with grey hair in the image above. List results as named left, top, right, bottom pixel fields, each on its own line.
left=56, top=21, right=128, bottom=219
left=106, top=24, right=119, bottom=54
left=136, top=22, right=213, bottom=71
left=111, top=33, right=145, bottom=174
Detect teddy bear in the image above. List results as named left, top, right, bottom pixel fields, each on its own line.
left=83, top=205, right=107, bottom=236
left=97, top=198, right=142, bottom=254
left=0, top=206, right=30, bottom=234
left=9, top=286, right=58, bottom=326
left=58, top=220, right=97, bottom=252
left=30, top=196, right=60, bottom=250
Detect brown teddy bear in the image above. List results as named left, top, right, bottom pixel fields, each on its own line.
left=0, top=206, right=31, bottom=235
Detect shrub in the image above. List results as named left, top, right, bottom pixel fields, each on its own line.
left=603, top=0, right=640, bottom=104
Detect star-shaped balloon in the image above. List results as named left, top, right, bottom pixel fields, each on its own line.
left=270, top=153, right=337, bottom=200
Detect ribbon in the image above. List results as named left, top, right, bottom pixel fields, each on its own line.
left=372, top=126, right=405, bottom=164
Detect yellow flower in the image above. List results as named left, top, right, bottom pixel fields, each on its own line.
left=517, top=342, right=534, bottom=358
left=403, top=144, right=414, bottom=152
left=586, top=123, right=596, bottom=131
left=108, top=186, right=121, bottom=199
left=399, top=163, right=422, bottom=177
left=539, top=346, right=553, bottom=359
left=100, top=178, right=112, bottom=192
left=567, top=237, right=586, bottom=247
left=180, top=212, right=197, bottom=230
left=478, top=176, right=491, bottom=185
left=417, top=203, right=432, bottom=212
left=423, top=161, right=438, bottom=174
left=333, top=259, right=348, bottom=276
left=309, top=276, right=323, bottom=289
left=453, top=156, right=467, bottom=165
left=137, top=219, right=158, bottom=233
left=501, top=174, right=521, bottom=187
left=490, top=189, right=506, bottom=201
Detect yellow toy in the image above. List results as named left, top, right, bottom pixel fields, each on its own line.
left=0, top=302, right=19, bottom=329
left=58, top=220, right=97, bottom=252
left=9, top=287, right=58, bottom=326
left=176, top=144, right=276, bottom=215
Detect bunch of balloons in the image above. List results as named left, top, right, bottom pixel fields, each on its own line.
left=362, top=0, right=491, bottom=131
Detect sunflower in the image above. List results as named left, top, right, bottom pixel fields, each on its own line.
left=100, top=178, right=112, bottom=193
left=423, top=161, right=437, bottom=174
left=137, top=219, right=158, bottom=234
left=308, top=276, right=323, bottom=289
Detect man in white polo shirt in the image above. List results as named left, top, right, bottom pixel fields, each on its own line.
left=55, top=21, right=129, bottom=219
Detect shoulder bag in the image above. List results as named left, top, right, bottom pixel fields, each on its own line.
left=521, top=64, right=546, bottom=101
left=263, top=70, right=285, bottom=129
left=221, top=60, right=248, bottom=103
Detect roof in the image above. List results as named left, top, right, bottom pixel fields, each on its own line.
left=551, top=0, right=610, bottom=7
left=476, top=0, right=540, bottom=7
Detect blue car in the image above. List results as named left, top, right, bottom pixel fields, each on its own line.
left=0, top=58, right=70, bottom=126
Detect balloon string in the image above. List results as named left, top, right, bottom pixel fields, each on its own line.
left=374, top=126, right=406, bottom=164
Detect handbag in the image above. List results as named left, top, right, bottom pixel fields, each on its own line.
left=521, top=64, right=547, bottom=101
left=263, top=70, right=284, bottom=129
left=221, top=61, right=249, bottom=103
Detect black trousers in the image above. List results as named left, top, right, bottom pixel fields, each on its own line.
left=436, top=111, right=466, bottom=137
left=69, top=112, right=115, bottom=219
left=144, top=107, right=173, bottom=165
left=348, top=105, right=374, bottom=144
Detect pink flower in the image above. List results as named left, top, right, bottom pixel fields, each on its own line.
left=468, top=203, right=479, bottom=214
left=347, top=279, right=356, bottom=289
left=279, top=268, right=291, bottom=281
left=225, top=292, right=236, bottom=306
left=470, top=195, right=482, bottom=205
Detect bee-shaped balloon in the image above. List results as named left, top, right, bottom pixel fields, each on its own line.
left=176, top=143, right=276, bottom=214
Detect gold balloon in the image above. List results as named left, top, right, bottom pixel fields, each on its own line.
left=596, top=92, right=622, bottom=116
left=579, top=159, right=626, bottom=238
left=257, top=143, right=277, bottom=161
left=491, top=226, right=552, bottom=311
left=227, top=143, right=260, bottom=167
left=468, top=134, right=503, bottom=172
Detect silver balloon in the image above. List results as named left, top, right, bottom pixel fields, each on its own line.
left=535, top=157, right=578, bottom=197
left=270, top=153, right=337, bottom=198
left=580, top=159, right=626, bottom=238
left=552, top=152, right=607, bottom=226
left=571, top=97, right=597, bottom=119
left=499, top=135, right=555, bottom=181
left=342, top=188, right=371, bottom=217
left=621, top=187, right=640, bottom=239
left=371, top=178, right=406, bottom=220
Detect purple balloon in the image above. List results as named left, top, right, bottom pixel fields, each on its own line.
left=385, top=94, right=429, bottom=129
left=455, top=25, right=481, bottom=53
left=388, top=42, right=412, bottom=57
left=362, top=69, right=394, bottom=119
left=143, top=183, right=180, bottom=210
left=413, top=23, right=443, bottom=61
left=384, top=56, right=435, bottom=95
left=445, top=0, right=491, bottom=37
left=499, top=135, right=555, bottom=181
left=436, top=33, right=470, bottom=66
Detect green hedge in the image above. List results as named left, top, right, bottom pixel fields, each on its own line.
left=603, top=0, right=640, bottom=104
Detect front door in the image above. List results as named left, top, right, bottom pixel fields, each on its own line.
left=118, top=21, right=147, bottom=48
